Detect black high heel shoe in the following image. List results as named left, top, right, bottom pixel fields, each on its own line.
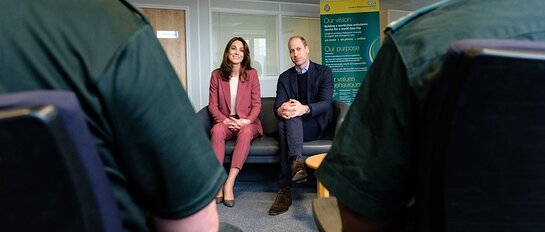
left=223, top=198, right=235, bottom=207
left=215, top=196, right=223, bottom=204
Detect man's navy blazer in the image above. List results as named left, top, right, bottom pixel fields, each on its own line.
left=274, top=61, right=334, bottom=136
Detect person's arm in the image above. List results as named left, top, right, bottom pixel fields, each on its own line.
left=246, top=69, right=261, bottom=123
left=153, top=201, right=219, bottom=232
left=230, top=69, right=261, bottom=130
left=306, top=64, right=334, bottom=117
left=273, top=72, right=293, bottom=120
left=99, top=25, right=226, bottom=230
left=208, top=71, right=229, bottom=124
left=282, top=99, right=310, bottom=118
left=276, top=102, right=290, bottom=119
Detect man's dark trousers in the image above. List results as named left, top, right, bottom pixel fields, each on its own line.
left=277, top=116, right=321, bottom=188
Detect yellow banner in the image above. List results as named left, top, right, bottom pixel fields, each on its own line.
left=320, top=0, right=380, bottom=15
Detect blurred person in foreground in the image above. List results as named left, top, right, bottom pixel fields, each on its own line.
left=0, top=0, right=231, bottom=231
left=315, top=0, right=545, bottom=231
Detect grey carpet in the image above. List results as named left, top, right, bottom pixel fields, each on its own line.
left=217, top=180, right=319, bottom=232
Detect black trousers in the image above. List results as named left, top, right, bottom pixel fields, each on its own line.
left=277, top=116, right=321, bottom=188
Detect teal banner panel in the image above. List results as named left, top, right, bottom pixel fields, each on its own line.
left=321, top=12, right=380, bottom=105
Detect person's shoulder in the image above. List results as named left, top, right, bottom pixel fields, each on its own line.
left=247, top=68, right=258, bottom=76
left=310, top=61, right=332, bottom=73
left=68, top=0, right=151, bottom=47
left=118, top=0, right=149, bottom=23
left=279, top=67, right=295, bottom=78
left=211, top=69, right=222, bottom=79
left=314, top=62, right=329, bottom=69
left=78, top=0, right=149, bottom=27
left=386, top=0, right=451, bottom=33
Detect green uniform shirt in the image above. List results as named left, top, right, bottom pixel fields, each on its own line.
left=0, top=0, right=226, bottom=231
left=316, top=0, right=545, bottom=221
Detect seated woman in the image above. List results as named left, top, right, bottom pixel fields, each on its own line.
left=208, top=37, right=263, bottom=207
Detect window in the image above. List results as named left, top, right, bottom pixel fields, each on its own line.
left=281, top=16, right=321, bottom=72
left=212, top=12, right=278, bottom=77
left=211, top=12, right=320, bottom=77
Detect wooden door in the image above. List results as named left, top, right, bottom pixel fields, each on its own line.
left=142, top=8, right=187, bottom=89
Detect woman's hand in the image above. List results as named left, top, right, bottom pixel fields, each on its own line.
left=227, top=117, right=251, bottom=132
left=222, top=118, right=234, bottom=126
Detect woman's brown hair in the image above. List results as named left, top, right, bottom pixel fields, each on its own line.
left=217, top=37, right=253, bottom=82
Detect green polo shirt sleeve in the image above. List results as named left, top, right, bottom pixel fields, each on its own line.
left=315, top=36, right=417, bottom=220
left=96, top=25, right=226, bottom=220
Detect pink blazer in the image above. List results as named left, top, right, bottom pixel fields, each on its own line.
left=208, top=68, right=263, bottom=136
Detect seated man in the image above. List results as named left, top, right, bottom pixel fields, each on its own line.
left=315, top=0, right=545, bottom=231
left=269, top=35, right=334, bottom=216
left=0, top=0, right=227, bottom=231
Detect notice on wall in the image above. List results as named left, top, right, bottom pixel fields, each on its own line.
left=320, top=0, right=380, bottom=105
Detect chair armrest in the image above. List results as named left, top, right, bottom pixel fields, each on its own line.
left=332, top=100, right=349, bottom=137
left=196, top=106, right=212, bottom=136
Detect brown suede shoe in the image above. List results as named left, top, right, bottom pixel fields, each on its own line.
left=268, top=188, right=292, bottom=216
left=291, top=156, right=308, bottom=183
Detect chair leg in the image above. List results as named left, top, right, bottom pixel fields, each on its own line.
left=317, top=181, right=330, bottom=198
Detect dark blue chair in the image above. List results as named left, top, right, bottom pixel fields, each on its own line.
left=0, top=91, right=122, bottom=232
left=419, top=40, right=545, bottom=232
